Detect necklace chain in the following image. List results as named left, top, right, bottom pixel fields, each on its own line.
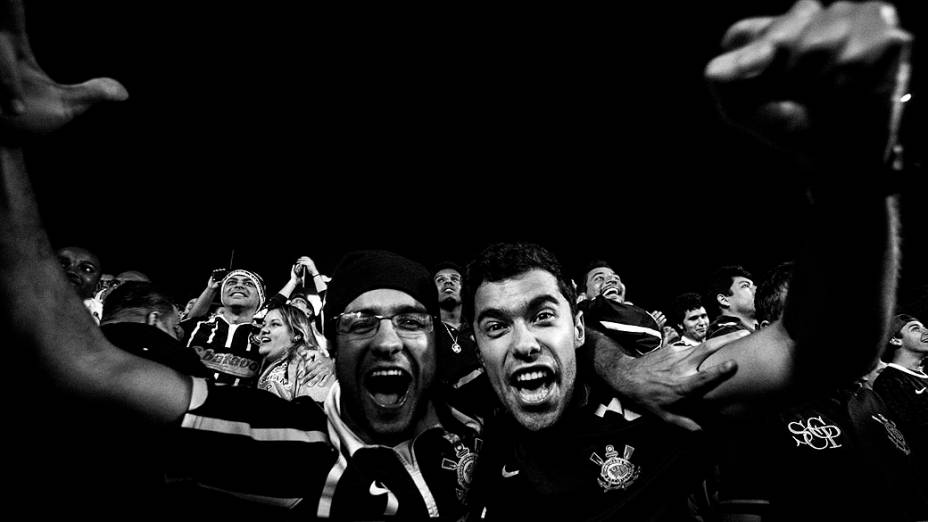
left=441, top=322, right=462, bottom=354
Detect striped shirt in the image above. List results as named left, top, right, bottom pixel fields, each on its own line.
left=173, top=378, right=483, bottom=519
left=183, top=315, right=262, bottom=387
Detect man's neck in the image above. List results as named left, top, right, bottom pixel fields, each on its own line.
left=221, top=306, right=254, bottom=325
left=440, top=306, right=462, bottom=329
left=892, top=350, right=926, bottom=373
left=341, top=398, right=441, bottom=448
left=681, top=334, right=702, bottom=346
left=724, top=310, right=757, bottom=330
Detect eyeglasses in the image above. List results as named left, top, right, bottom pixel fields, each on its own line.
left=335, top=311, right=434, bottom=339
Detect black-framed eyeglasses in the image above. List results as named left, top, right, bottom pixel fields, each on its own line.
left=335, top=311, right=434, bottom=339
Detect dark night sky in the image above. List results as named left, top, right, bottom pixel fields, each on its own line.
left=17, top=2, right=927, bottom=316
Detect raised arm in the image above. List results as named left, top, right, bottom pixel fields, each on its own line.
left=698, top=0, right=908, bottom=413
left=589, top=1, right=909, bottom=424
left=0, top=0, right=192, bottom=423
left=185, top=272, right=222, bottom=320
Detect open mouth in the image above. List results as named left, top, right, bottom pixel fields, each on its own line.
left=509, top=366, right=556, bottom=405
left=602, top=287, right=621, bottom=299
left=365, top=368, right=412, bottom=408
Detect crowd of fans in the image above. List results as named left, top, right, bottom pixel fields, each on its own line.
left=3, top=0, right=926, bottom=520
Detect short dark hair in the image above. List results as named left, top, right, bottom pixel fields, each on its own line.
left=755, top=262, right=794, bottom=324
left=432, top=261, right=463, bottom=279
left=706, top=265, right=753, bottom=313
left=884, top=313, right=918, bottom=358
left=576, top=259, right=612, bottom=293
left=463, top=243, right=577, bottom=325
left=669, top=292, right=704, bottom=327
left=102, top=281, right=176, bottom=322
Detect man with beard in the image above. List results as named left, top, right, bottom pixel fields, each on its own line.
left=668, top=292, right=709, bottom=349
left=463, top=1, right=911, bottom=518
left=0, top=7, right=486, bottom=512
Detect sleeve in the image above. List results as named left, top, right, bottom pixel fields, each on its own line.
left=167, top=381, right=337, bottom=505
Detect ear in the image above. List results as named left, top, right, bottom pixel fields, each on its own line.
left=717, top=293, right=729, bottom=309
left=146, top=311, right=160, bottom=326
left=292, top=334, right=303, bottom=343
left=889, top=337, right=902, bottom=346
left=574, top=311, right=586, bottom=348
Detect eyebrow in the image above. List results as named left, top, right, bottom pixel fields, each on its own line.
left=476, top=294, right=561, bottom=323
left=346, top=304, right=427, bottom=315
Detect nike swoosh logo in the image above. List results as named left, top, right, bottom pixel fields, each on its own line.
left=501, top=465, right=520, bottom=478
left=916, top=387, right=927, bottom=395
left=369, top=481, right=391, bottom=496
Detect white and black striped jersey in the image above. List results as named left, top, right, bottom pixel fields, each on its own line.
left=171, top=379, right=483, bottom=519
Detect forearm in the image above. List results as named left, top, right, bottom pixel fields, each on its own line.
left=311, top=272, right=327, bottom=293
left=187, top=285, right=217, bottom=319
left=589, top=328, right=633, bottom=388
left=784, top=191, right=899, bottom=384
left=0, top=146, right=191, bottom=422
left=277, top=277, right=299, bottom=299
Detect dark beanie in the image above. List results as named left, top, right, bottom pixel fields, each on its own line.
left=324, top=250, right=439, bottom=325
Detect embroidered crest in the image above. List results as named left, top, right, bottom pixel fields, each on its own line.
left=442, top=436, right=482, bottom=502
left=589, top=444, right=639, bottom=492
left=787, top=415, right=842, bottom=450
left=871, top=414, right=910, bottom=455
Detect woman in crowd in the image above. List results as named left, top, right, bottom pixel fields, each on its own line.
left=255, top=304, right=335, bottom=402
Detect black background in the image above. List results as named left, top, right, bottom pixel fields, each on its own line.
left=18, top=1, right=928, bottom=316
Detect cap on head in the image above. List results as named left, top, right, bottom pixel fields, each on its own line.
left=221, top=269, right=266, bottom=309
left=324, top=250, right=438, bottom=331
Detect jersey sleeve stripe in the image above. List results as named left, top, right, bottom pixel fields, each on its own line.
left=181, top=414, right=327, bottom=443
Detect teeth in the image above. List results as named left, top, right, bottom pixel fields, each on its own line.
left=518, top=385, right=551, bottom=404
left=515, top=371, right=547, bottom=382
left=371, top=369, right=404, bottom=378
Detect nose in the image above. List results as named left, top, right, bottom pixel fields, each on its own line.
left=370, top=318, right=403, bottom=357
left=511, top=321, right=541, bottom=360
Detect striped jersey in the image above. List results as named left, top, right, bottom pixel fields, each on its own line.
left=173, top=378, right=483, bottom=519
left=182, top=314, right=262, bottom=387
